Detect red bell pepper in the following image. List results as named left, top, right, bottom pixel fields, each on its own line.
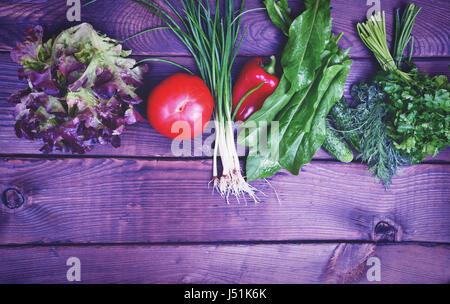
left=232, top=56, right=279, bottom=121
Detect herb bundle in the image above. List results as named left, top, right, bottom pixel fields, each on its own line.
left=357, top=11, right=412, bottom=83
left=360, top=3, right=449, bottom=165
left=328, top=84, right=411, bottom=188
left=377, top=66, right=449, bottom=164
left=392, top=4, right=421, bottom=67
left=326, top=3, right=449, bottom=187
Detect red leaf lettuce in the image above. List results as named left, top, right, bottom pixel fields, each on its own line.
left=8, top=23, right=146, bottom=153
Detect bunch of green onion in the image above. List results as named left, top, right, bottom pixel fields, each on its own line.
left=134, top=0, right=259, bottom=202
left=357, top=4, right=421, bottom=83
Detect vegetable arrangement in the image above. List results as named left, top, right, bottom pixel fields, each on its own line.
left=8, top=23, right=145, bottom=154
left=238, top=0, right=352, bottom=181
left=324, top=3, right=449, bottom=187
left=6, top=0, right=449, bottom=201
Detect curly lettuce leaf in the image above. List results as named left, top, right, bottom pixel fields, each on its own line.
left=8, top=23, right=145, bottom=154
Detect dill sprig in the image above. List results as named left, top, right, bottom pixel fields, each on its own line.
left=351, top=83, right=411, bottom=188
left=358, top=100, right=410, bottom=188
left=329, top=83, right=411, bottom=188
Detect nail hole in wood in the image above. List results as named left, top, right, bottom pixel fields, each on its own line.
left=374, top=221, right=396, bottom=242
left=2, top=188, right=25, bottom=209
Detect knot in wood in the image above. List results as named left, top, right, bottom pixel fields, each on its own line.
left=2, top=188, right=25, bottom=209
left=374, top=221, right=396, bottom=242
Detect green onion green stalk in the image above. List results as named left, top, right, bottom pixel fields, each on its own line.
left=357, top=11, right=412, bottom=83
left=392, top=3, right=421, bottom=67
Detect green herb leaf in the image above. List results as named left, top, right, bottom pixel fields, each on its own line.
left=240, top=0, right=352, bottom=181
left=263, top=0, right=292, bottom=36
left=377, top=64, right=450, bottom=163
left=328, top=83, right=411, bottom=188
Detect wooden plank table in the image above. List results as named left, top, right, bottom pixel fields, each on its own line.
left=0, top=0, right=449, bottom=284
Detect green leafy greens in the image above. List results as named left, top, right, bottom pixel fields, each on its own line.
left=238, top=0, right=352, bottom=181
left=377, top=66, right=450, bottom=164
left=356, top=3, right=449, bottom=165
left=328, top=84, right=411, bottom=188
left=8, top=23, right=145, bottom=154
left=327, top=2, right=449, bottom=188
left=263, top=0, right=292, bottom=36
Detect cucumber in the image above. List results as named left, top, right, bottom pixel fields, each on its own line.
left=328, top=97, right=362, bottom=152
left=323, top=120, right=354, bottom=163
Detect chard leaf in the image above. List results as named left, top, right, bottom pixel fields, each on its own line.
left=243, top=0, right=352, bottom=181
left=237, top=75, right=295, bottom=147
left=246, top=145, right=282, bottom=181
left=263, top=0, right=292, bottom=36
left=281, top=0, right=331, bottom=89
left=255, top=51, right=351, bottom=178
left=289, top=59, right=352, bottom=171
left=239, top=0, right=332, bottom=147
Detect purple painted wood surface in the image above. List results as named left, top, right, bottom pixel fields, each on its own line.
left=0, top=0, right=449, bottom=57
left=0, top=158, right=449, bottom=244
left=0, top=0, right=449, bottom=284
left=0, top=243, right=448, bottom=283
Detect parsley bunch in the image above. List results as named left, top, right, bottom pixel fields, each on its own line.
left=358, top=3, right=449, bottom=164
left=328, top=2, right=450, bottom=188
left=376, top=66, right=449, bottom=164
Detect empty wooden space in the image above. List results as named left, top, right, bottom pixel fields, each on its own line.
left=0, top=243, right=448, bottom=284
left=0, top=0, right=448, bottom=283
left=0, top=157, right=449, bottom=244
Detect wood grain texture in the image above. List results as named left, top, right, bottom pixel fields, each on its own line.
left=0, top=0, right=449, bottom=285
left=1, top=52, right=449, bottom=160
left=0, top=243, right=448, bottom=283
left=0, top=158, right=449, bottom=244
left=0, top=0, right=449, bottom=58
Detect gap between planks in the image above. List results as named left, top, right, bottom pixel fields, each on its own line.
left=0, top=154, right=449, bottom=165
left=0, top=239, right=448, bottom=249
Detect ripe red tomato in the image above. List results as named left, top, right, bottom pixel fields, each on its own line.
left=147, top=73, right=214, bottom=140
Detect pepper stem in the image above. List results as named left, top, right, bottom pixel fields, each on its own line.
left=263, top=55, right=277, bottom=75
